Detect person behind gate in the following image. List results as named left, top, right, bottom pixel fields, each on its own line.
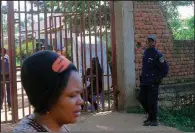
left=138, top=35, right=169, bottom=126
left=0, top=48, right=11, bottom=111
left=82, top=57, right=103, bottom=111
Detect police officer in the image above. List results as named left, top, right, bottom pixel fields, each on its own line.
left=139, top=35, right=169, bottom=126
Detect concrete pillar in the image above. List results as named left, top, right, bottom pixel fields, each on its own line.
left=114, top=1, right=139, bottom=111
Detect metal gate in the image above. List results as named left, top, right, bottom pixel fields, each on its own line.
left=1, top=1, right=117, bottom=123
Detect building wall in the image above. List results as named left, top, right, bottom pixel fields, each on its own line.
left=133, top=1, right=194, bottom=108
left=158, top=82, right=194, bottom=108
left=133, top=1, right=194, bottom=87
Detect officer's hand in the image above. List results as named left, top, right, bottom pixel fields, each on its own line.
left=155, top=77, right=163, bottom=84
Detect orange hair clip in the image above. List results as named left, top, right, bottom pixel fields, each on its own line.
left=52, top=56, right=71, bottom=73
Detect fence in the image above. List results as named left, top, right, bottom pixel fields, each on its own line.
left=1, top=1, right=117, bottom=123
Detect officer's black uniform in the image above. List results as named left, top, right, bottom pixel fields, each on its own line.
left=139, top=35, right=169, bottom=126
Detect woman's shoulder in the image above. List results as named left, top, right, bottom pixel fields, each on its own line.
left=11, top=115, right=38, bottom=132
left=61, top=125, right=70, bottom=132
left=11, top=114, right=70, bottom=132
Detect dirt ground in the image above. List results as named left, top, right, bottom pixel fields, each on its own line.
left=1, top=111, right=180, bottom=132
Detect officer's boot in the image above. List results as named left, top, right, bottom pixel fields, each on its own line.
left=143, top=118, right=150, bottom=124
left=143, top=114, right=158, bottom=126
left=143, top=114, right=150, bottom=123
left=150, top=121, right=158, bottom=126
left=143, top=113, right=151, bottom=126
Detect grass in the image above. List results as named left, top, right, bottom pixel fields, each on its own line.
left=158, top=106, right=195, bottom=132
left=126, top=105, right=195, bottom=132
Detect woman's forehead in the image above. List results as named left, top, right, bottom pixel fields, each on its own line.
left=70, top=71, right=81, bottom=82
left=61, top=72, right=83, bottom=94
left=68, top=71, right=83, bottom=88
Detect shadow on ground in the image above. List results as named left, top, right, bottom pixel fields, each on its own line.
left=1, top=111, right=180, bottom=132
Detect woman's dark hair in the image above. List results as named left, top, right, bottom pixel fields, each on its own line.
left=21, top=50, right=78, bottom=114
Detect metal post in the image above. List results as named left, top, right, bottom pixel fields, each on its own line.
left=110, top=1, right=118, bottom=111
left=44, top=2, right=48, bottom=49
left=7, top=1, right=18, bottom=123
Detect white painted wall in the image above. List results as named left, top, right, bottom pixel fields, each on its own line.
left=72, top=36, right=112, bottom=91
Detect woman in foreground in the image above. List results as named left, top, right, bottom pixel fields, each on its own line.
left=12, top=50, right=84, bottom=132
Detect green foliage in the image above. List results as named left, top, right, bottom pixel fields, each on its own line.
left=158, top=106, right=195, bottom=132
left=126, top=105, right=195, bottom=132
left=3, top=41, right=36, bottom=66
left=159, top=1, right=194, bottom=40
left=159, top=1, right=193, bottom=23
left=65, top=44, right=73, bottom=61
left=107, top=44, right=112, bottom=72
left=32, top=1, right=110, bottom=31
left=186, top=16, right=194, bottom=29
left=171, top=16, right=194, bottom=40
left=15, top=41, right=36, bottom=66
left=2, top=14, right=7, bottom=34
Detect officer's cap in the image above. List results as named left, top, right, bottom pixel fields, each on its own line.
left=147, top=34, right=156, bottom=41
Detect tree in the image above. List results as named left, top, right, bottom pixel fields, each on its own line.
left=159, top=1, right=194, bottom=23
left=1, top=5, right=8, bottom=34
left=186, top=16, right=194, bottom=29
left=172, top=16, right=194, bottom=40
left=32, top=1, right=110, bottom=32
left=159, top=1, right=194, bottom=40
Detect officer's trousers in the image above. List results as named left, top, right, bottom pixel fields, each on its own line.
left=138, top=84, right=159, bottom=121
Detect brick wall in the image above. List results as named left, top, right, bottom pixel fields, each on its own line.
left=162, top=40, right=194, bottom=84
left=133, top=1, right=195, bottom=87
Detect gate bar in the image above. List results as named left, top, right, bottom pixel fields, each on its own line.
left=7, top=1, right=18, bottom=122
left=110, top=1, right=118, bottom=110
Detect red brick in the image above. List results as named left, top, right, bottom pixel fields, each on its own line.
left=145, top=18, right=150, bottom=21
left=135, top=25, right=141, bottom=29
left=141, top=34, right=147, bottom=38
left=136, top=54, right=143, bottom=59
left=142, top=30, right=148, bottom=34
left=135, top=30, right=142, bottom=34
left=137, top=22, right=145, bottom=26
left=135, top=17, right=140, bottom=21
left=142, top=14, right=149, bottom=17
left=160, top=22, right=167, bottom=26
left=134, top=2, right=194, bottom=85
left=148, top=30, right=155, bottom=34
left=152, top=22, right=159, bottom=26
left=141, top=42, right=146, bottom=45
left=156, top=34, right=162, bottom=38
left=144, top=21, right=152, bottom=25
left=135, top=13, right=142, bottom=17
left=156, top=30, right=162, bottom=34
left=156, top=40, right=161, bottom=43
